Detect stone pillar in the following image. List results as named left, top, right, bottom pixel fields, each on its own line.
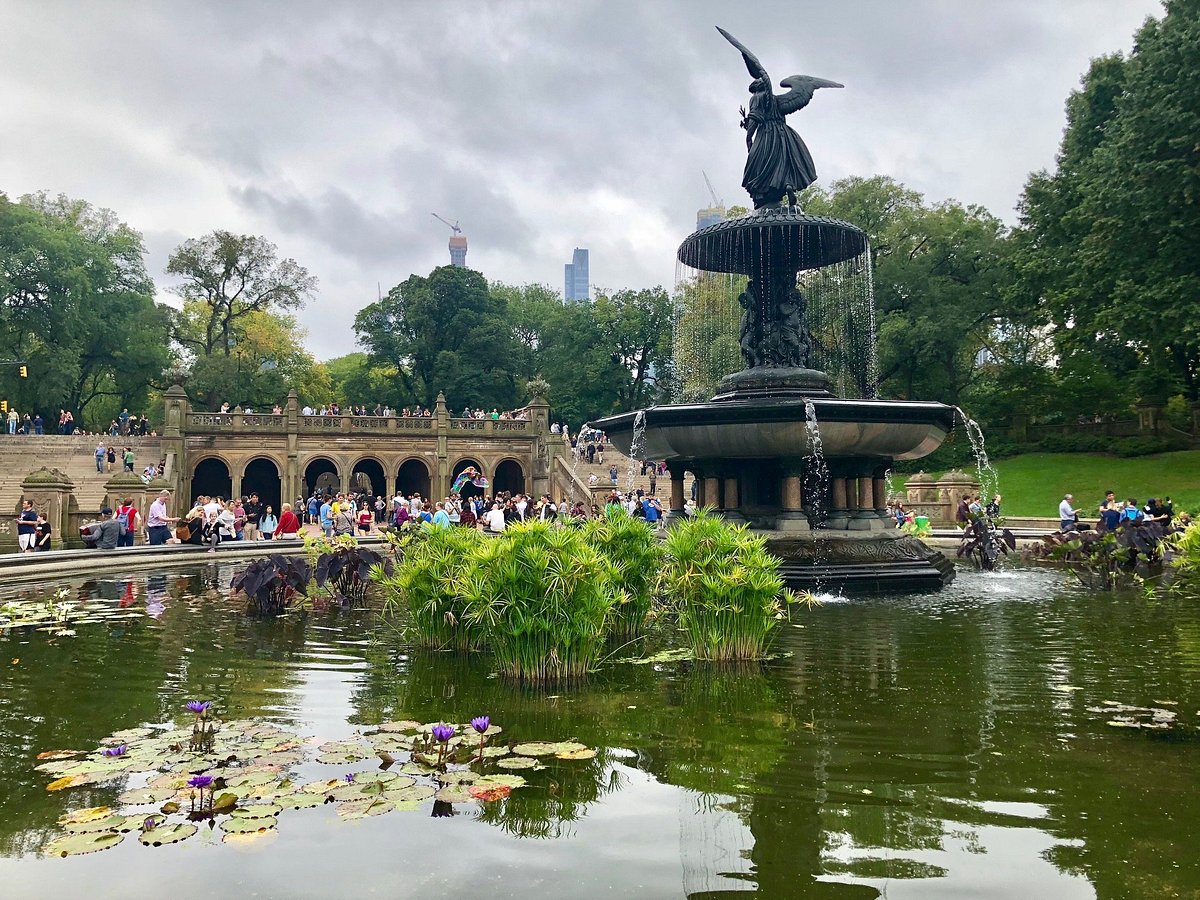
left=285, top=389, right=300, bottom=503
left=776, top=457, right=809, bottom=533
left=19, top=468, right=75, bottom=551
left=527, top=391, right=551, bottom=499
left=828, top=476, right=849, bottom=530
left=666, top=463, right=687, bottom=524
left=161, top=384, right=188, bottom=502
left=104, top=471, right=151, bottom=544
left=434, top=391, right=449, bottom=499
left=848, top=473, right=883, bottom=532
left=703, top=475, right=720, bottom=511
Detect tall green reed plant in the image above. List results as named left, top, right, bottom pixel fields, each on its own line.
left=659, top=509, right=789, bottom=660
left=460, top=520, right=622, bottom=681
left=581, top=511, right=663, bottom=637
left=372, top=526, right=485, bottom=649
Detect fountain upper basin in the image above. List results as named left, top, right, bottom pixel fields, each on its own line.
left=678, top=209, right=867, bottom=274
left=594, top=397, right=954, bottom=462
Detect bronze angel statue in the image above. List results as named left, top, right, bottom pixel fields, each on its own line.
left=717, top=27, right=843, bottom=209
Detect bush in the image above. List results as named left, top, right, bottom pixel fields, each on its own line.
left=374, top=526, right=485, bottom=648
left=231, top=555, right=312, bottom=617
left=460, top=521, right=622, bottom=682
left=659, top=509, right=788, bottom=660
left=581, top=512, right=663, bottom=637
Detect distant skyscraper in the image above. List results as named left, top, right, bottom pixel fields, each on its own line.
left=563, top=247, right=589, bottom=302
left=696, top=204, right=726, bottom=231
left=448, top=232, right=468, bottom=267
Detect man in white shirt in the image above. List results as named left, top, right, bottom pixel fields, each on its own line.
left=202, top=496, right=222, bottom=520
left=1059, top=494, right=1076, bottom=531
left=514, top=495, right=528, bottom=519
left=302, top=405, right=314, bottom=416
left=409, top=494, right=422, bottom=516
left=485, top=503, right=507, bottom=533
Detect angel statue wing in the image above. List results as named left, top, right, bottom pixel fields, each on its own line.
left=716, top=26, right=768, bottom=82
left=777, top=74, right=844, bottom=114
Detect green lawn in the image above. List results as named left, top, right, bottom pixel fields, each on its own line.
left=897, top=451, right=1200, bottom=518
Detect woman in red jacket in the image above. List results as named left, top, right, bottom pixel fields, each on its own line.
left=277, top=502, right=302, bottom=539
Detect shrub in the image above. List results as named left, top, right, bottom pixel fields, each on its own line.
left=315, top=543, right=392, bottom=603
left=581, top=512, right=663, bottom=637
left=460, top=521, right=622, bottom=682
left=231, top=555, right=312, bottom=616
left=374, top=526, right=485, bottom=648
left=659, top=509, right=788, bottom=660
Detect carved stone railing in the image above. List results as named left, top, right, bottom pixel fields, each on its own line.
left=242, top=415, right=286, bottom=431
left=188, top=413, right=232, bottom=428
left=495, top=420, right=530, bottom=432
left=450, top=419, right=489, bottom=431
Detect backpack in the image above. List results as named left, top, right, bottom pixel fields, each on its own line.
left=117, top=506, right=133, bottom=531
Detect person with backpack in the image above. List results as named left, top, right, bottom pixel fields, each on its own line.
left=115, top=497, right=140, bottom=547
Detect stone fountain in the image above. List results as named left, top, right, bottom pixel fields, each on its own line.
left=594, top=27, right=955, bottom=591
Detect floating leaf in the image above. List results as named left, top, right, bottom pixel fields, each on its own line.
left=376, top=720, right=421, bottom=733
left=278, top=792, right=327, bottom=810
left=336, top=797, right=394, bottom=819
left=211, top=792, right=239, bottom=813
left=317, top=750, right=368, bottom=765
left=38, top=750, right=83, bottom=761
left=555, top=747, right=596, bottom=760
left=220, top=816, right=276, bottom=834
left=384, top=784, right=436, bottom=804
left=300, top=779, right=343, bottom=796
left=511, top=742, right=561, bottom=757
left=118, top=786, right=179, bottom=805
left=139, top=823, right=197, bottom=846
left=63, top=814, right=137, bottom=834
left=57, top=807, right=112, bottom=826
left=468, top=784, right=512, bottom=802
left=436, top=770, right=479, bottom=785
left=159, top=801, right=181, bottom=815
left=222, top=830, right=278, bottom=847
left=399, top=762, right=437, bottom=777
left=1107, top=719, right=1141, bottom=729
left=479, top=745, right=510, bottom=758
left=232, top=803, right=282, bottom=819
left=46, top=776, right=78, bottom=792
left=475, top=774, right=527, bottom=789
left=434, top=785, right=476, bottom=804
left=497, top=756, right=541, bottom=770
left=43, top=831, right=124, bottom=856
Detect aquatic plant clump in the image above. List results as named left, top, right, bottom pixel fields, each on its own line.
left=373, top=526, right=485, bottom=648
left=230, top=555, right=312, bottom=616
left=659, top=509, right=789, bottom=660
left=581, top=512, right=664, bottom=636
left=460, top=521, right=623, bottom=681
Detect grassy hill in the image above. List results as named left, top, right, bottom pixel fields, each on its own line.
left=897, top=451, right=1200, bottom=518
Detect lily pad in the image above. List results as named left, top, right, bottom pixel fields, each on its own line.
left=57, top=806, right=112, bottom=826
left=220, top=816, right=277, bottom=834
left=376, top=720, right=421, bottom=733
left=469, top=784, right=512, bottom=802
left=118, top=786, right=180, bottom=805
left=383, top=784, right=436, bottom=804
left=63, top=814, right=137, bottom=834
left=556, top=747, right=597, bottom=760
left=46, top=776, right=78, bottom=792
left=475, top=774, right=527, bottom=789
left=211, top=792, right=239, bottom=813
left=300, top=778, right=344, bottom=796
left=399, top=761, right=437, bottom=777
left=511, top=742, right=561, bottom=757
left=317, top=750, right=369, bottom=765
left=497, top=756, right=541, bottom=770
left=434, top=785, right=477, bottom=804
left=436, top=770, right=479, bottom=785
left=231, top=803, right=282, bottom=819
left=139, top=823, right=197, bottom=846
left=479, top=745, right=510, bottom=758
left=43, top=831, right=124, bottom=857
left=278, top=792, right=327, bottom=810
left=336, top=797, right=394, bottom=819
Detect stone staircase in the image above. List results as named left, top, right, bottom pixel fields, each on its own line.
left=566, top=441, right=692, bottom=502
left=0, top=435, right=162, bottom=514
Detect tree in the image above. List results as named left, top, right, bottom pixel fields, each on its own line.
left=166, top=231, right=316, bottom=408
left=0, top=192, right=170, bottom=427
left=592, top=287, right=674, bottom=410
left=674, top=273, right=743, bottom=401
left=355, top=265, right=517, bottom=410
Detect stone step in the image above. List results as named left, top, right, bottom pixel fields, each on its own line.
left=0, top=437, right=162, bottom=513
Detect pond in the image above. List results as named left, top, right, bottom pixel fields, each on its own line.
left=0, top=564, right=1197, bottom=898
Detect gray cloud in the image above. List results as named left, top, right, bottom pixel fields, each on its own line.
left=0, top=0, right=1164, bottom=357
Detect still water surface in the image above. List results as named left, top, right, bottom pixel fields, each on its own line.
left=0, top=565, right=1196, bottom=899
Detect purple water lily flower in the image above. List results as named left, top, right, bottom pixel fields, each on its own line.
left=431, top=724, right=455, bottom=743
left=101, top=744, right=127, bottom=758
left=186, top=700, right=210, bottom=716
left=187, top=775, right=214, bottom=790
left=470, top=716, right=490, bottom=735
left=344, top=773, right=355, bottom=784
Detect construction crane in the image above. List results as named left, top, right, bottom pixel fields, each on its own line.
left=431, top=213, right=462, bottom=235
left=702, top=170, right=723, bottom=209
left=431, top=213, right=468, bottom=267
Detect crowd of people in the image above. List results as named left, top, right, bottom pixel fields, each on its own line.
left=1058, top=492, right=1189, bottom=532
left=2, top=407, right=156, bottom=438
left=216, top=400, right=535, bottom=421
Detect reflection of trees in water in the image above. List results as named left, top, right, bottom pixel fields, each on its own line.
left=475, top=755, right=624, bottom=840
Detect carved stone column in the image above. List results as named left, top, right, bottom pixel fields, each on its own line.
left=827, top=476, right=849, bottom=530
left=776, top=457, right=809, bottom=533
left=19, top=468, right=75, bottom=551
left=666, top=463, right=687, bottom=524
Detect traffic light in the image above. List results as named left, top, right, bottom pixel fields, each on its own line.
left=18, top=365, right=27, bottom=378
left=1, top=400, right=7, bottom=414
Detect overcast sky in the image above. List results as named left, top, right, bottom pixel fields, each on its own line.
left=1, top=0, right=1163, bottom=359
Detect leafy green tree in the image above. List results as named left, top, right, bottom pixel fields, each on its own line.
left=355, top=265, right=517, bottom=410
left=0, top=192, right=170, bottom=427
left=674, top=273, right=743, bottom=401
left=592, top=286, right=674, bottom=410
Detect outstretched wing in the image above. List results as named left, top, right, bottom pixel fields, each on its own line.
left=716, top=26, right=767, bottom=81
left=777, top=75, right=844, bottom=114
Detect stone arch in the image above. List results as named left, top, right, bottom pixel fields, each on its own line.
left=493, top=457, right=526, bottom=496
left=303, top=456, right=340, bottom=498
left=242, top=456, right=282, bottom=514
left=191, top=456, right=232, bottom=504
left=351, top=456, right=387, bottom=499
left=396, top=457, right=432, bottom=499
left=450, top=457, right=487, bottom=500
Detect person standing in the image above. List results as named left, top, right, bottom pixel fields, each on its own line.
left=648, top=467, right=657, bottom=496
left=277, top=503, right=300, bottom=539
left=1059, top=494, right=1077, bottom=531
left=33, top=413, right=43, bottom=435
left=123, top=447, right=135, bottom=473
left=15, top=499, right=38, bottom=552
left=146, top=490, right=177, bottom=545
left=260, top=505, right=278, bottom=540
left=431, top=502, right=451, bottom=528
left=243, top=493, right=261, bottom=541
left=115, top=497, right=139, bottom=547
left=33, top=514, right=52, bottom=551
left=7, top=407, right=18, bottom=435
left=95, top=442, right=107, bottom=473
left=319, top=496, right=334, bottom=538
left=609, top=463, right=618, bottom=486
